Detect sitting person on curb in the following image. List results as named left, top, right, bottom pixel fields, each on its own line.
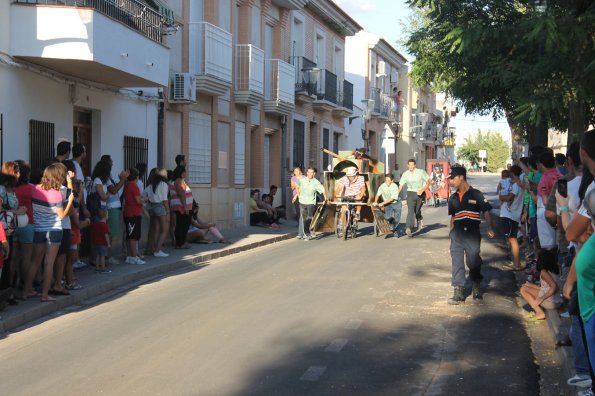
left=520, top=248, right=562, bottom=322
left=186, top=202, right=230, bottom=244
left=261, top=194, right=281, bottom=224
left=249, top=189, right=277, bottom=229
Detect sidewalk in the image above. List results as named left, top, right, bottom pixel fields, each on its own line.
left=0, top=222, right=298, bottom=333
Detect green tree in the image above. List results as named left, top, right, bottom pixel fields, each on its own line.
left=457, top=130, right=511, bottom=172
left=404, top=0, right=595, bottom=145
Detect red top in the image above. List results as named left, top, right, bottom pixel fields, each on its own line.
left=0, top=224, right=6, bottom=269
left=123, top=182, right=143, bottom=217
left=14, top=183, right=35, bottom=224
left=91, top=221, right=109, bottom=246
left=538, top=168, right=561, bottom=201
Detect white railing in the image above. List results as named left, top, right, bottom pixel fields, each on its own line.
left=235, top=44, right=264, bottom=94
left=265, top=59, right=295, bottom=104
left=189, top=22, right=232, bottom=84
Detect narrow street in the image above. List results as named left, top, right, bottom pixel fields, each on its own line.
left=0, top=175, right=540, bottom=396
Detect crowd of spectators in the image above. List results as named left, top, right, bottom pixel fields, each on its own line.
left=499, top=131, right=595, bottom=395
left=0, top=144, right=229, bottom=310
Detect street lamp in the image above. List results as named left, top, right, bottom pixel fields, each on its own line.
left=301, top=67, right=320, bottom=97
left=361, top=98, right=374, bottom=149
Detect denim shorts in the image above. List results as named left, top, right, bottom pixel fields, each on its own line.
left=95, top=245, right=108, bottom=257
left=149, top=202, right=167, bottom=217
left=13, top=223, right=34, bottom=244
left=33, top=230, right=63, bottom=245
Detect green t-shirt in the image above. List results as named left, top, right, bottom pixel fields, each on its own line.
left=377, top=182, right=400, bottom=202
left=526, top=171, right=542, bottom=218
left=577, top=234, right=595, bottom=322
left=297, top=177, right=324, bottom=205
left=399, top=169, right=429, bottom=192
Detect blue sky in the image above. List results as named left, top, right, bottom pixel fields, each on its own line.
left=333, top=0, right=513, bottom=148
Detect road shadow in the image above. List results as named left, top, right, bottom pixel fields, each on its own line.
left=227, top=314, right=538, bottom=396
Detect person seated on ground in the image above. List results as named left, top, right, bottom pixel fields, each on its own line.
left=335, top=166, right=366, bottom=224
left=268, top=185, right=286, bottom=219
left=261, top=194, right=281, bottom=224
left=249, top=189, right=277, bottom=229
left=520, top=248, right=562, bottom=322
left=186, top=201, right=230, bottom=244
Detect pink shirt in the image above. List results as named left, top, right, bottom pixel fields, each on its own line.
left=339, top=175, right=365, bottom=197
left=538, top=168, right=561, bottom=201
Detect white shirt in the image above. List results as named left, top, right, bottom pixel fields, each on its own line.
left=60, top=186, right=71, bottom=229
left=145, top=181, right=168, bottom=203
left=73, top=160, right=87, bottom=200
left=498, top=178, right=512, bottom=196
left=501, top=182, right=523, bottom=222
left=578, top=181, right=595, bottom=229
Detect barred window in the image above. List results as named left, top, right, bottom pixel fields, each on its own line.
left=188, top=111, right=212, bottom=184
left=123, top=136, right=148, bottom=183
left=29, top=119, right=55, bottom=172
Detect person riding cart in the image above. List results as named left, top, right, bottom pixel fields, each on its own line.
left=334, top=167, right=367, bottom=225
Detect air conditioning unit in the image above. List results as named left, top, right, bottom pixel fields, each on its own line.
left=169, top=73, right=197, bottom=103
left=377, top=61, right=386, bottom=75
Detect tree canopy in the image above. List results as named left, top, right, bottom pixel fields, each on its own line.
left=457, top=130, right=511, bottom=172
left=404, top=0, right=595, bottom=145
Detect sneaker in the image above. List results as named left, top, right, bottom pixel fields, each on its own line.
left=417, top=220, right=424, bottom=229
left=65, top=283, right=83, bottom=291
left=296, top=235, right=303, bottom=240
left=107, top=257, right=120, bottom=266
left=578, top=388, right=594, bottom=396
left=568, top=375, right=592, bottom=388
left=303, top=235, right=311, bottom=241
left=153, top=250, right=169, bottom=258
left=406, top=229, right=413, bottom=238
left=448, top=286, right=465, bottom=305
left=72, top=260, right=87, bottom=269
left=133, top=257, right=146, bottom=265
left=472, top=281, right=482, bottom=300
left=125, top=256, right=136, bottom=264
left=354, top=213, right=360, bottom=221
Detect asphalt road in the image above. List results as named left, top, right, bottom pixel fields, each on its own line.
left=0, top=174, right=539, bottom=396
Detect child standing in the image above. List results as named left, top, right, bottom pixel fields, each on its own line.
left=91, top=209, right=111, bottom=273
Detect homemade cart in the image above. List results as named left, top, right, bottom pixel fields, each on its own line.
left=310, top=149, right=394, bottom=238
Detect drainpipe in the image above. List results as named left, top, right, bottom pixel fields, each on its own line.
left=157, top=89, right=164, bottom=167
left=281, top=115, right=288, bottom=209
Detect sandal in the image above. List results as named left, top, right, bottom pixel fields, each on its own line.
left=218, top=239, right=231, bottom=244
left=65, top=283, right=83, bottom=291
left=40, top=296, right=56, bottom=302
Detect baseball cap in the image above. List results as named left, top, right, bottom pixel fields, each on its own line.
left=447, top=167, right=466, bottom=179
left=346, top=167, right=358, bottom=176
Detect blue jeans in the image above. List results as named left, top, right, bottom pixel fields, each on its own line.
left=384, top=202, right=403, bottom=234
left=584, top=314, right=595, bottom=374
left=570, top=315, right=592, bottom=377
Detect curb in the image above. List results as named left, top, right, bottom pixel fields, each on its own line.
left=1, top=231, right=297, bottom=333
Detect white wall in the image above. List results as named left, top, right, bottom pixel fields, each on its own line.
left=0, top=66, right=159, bottom=173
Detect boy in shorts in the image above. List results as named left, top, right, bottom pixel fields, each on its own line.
left=91, top=209, right=111, bottom=273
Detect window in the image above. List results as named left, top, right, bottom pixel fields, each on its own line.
left=218, top=122, right=230, bottom=186
left=29, top=119, right=54, bottom=171
left=188, top=111, right=212, bottom=184
left=218, top=0, right=231, bottom=30
left=293, top=120, right=305, bottom=168
left=251, top=3, right=261, bottom=47
left=322, top=128, right=330, bottom=171
left=333, top=132, right=340, bottom=154
left=123, top=136, right=149, bottom=183
left=234, top=121, right=245, bottom=185
left=292, top=14, right=305, bottom=57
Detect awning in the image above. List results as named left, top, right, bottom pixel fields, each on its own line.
left=145, top=0, right=175, bottom=25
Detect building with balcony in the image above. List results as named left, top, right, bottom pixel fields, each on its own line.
left=1, top=0, right=173, bottom=176
left=345, top=31, right=408, bottom=172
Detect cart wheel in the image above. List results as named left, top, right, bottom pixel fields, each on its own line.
left=343, top=211, right=349, bottom=241
left=334, top=211, right=343, bottom=239
left=351, top=218, right=358, bottom=239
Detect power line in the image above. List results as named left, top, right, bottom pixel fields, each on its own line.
left=452, top=118, right=509, bottom=124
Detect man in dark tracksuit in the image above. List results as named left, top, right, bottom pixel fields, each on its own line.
left=447, top=167, right=495, bottom=304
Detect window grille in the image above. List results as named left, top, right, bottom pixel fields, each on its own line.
left=293, top=120, right=305, bottom=168
left=188, top=111, right=212, bottom=184
left=123, top=136, right=149, bottom=183
left=29, top=119, right=55, bottom=172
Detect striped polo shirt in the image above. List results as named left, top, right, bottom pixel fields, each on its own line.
left=169, top=183, right=193, bottom=212
left=448, top=186, right=492, bottom=231
left=31, top=186, right=63, bottom=232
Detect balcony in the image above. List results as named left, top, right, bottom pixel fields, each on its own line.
left=10, top=1, right=170, bottom=87
left=333, top=79, right=354, bottom=117
left=189, top=22, right=233, bottom=96
left=235, top=44, right=264, bottom=106
left=290, top=56, right=318, bottom=104
left=263, top=59, right=295, bottom=115
left=313, top=69, right=338, bottom=112
left=271, top=0, right=308, bottom=9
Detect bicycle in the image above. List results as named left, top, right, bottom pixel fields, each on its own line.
left=333, top=197, right=361, bottom=240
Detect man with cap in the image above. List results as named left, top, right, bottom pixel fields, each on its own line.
left=335, top=166, right=367, bottom=230
left=447, top=166, right=495, bottom=304
left=398, top=159, right=430, bottom=236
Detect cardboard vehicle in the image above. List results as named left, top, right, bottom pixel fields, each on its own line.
left=310, top=149, right=393, bottom=236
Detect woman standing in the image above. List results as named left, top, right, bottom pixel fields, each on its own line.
left=13, top=160, right=35, bottom=298
left=170, top=166, right=193, bottom=249
left=26, top=163, right=75, bottom=302
left=145, top=168, right=170, bottom=257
